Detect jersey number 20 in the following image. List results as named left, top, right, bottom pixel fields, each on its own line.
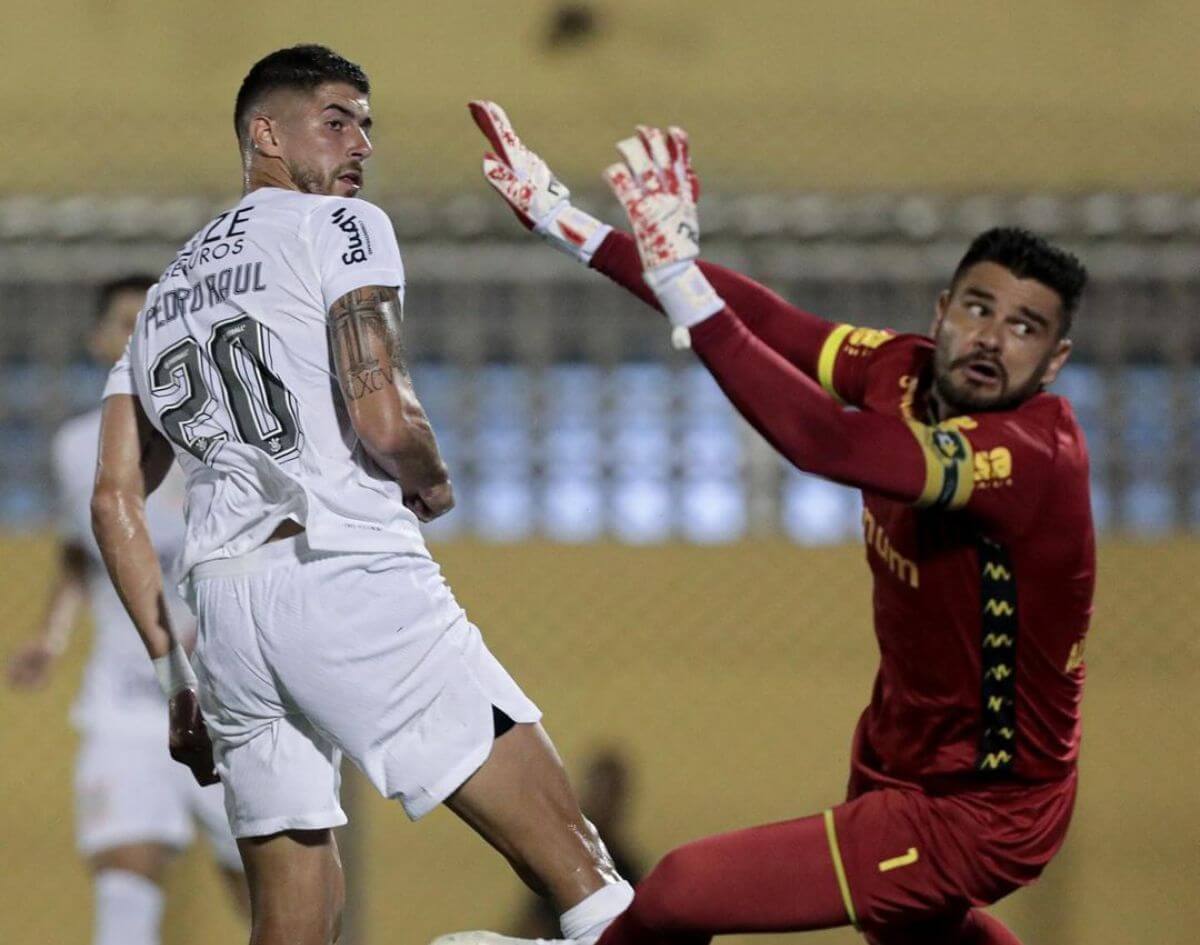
left=149, top=314, right=301, bottom=464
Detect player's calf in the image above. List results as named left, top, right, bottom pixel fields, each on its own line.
left=239, top=829, right=344, bottom=945
left=92, top=869, right=165, bottom=945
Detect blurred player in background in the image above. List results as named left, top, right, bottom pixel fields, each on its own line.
left=448, top=104, right=1095, bottom=945
left=6, top=276, right=248, bottom=945
left=89, top=47, right=631, bottom=945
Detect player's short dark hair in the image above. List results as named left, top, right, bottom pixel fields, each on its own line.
left=234, top=44, right=370, bottom=145
left=96, top=274, right=155, bottom=321
left=951, top=227, right=1088, bottom=336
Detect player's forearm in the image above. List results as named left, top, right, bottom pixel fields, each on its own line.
left=358, top=409, right=450, bottom=494
left=90, top=488, right=176, bottom=660
left=36, top=549, right=89, bottom=654
left=589, top=231, right=835, bottom=373
left=688, top=308, right=928, bottom=501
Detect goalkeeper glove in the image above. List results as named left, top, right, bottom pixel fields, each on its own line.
left=468, top=100, right=611, bottom=264
left=604, top=125, right=725, bottom=344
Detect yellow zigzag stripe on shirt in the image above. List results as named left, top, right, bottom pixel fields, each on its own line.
left=984, top=599, right=1015, bottom=617
left=983, top=562, right=1012, bottom=581
left=987, top=664, right=1013, bottom=681
left=983, top=633, right=1014, bottom=648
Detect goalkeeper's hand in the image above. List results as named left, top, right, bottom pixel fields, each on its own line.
left=468, top=100, right=611, bottom=264
left=604, top=126, right=725, bottom=338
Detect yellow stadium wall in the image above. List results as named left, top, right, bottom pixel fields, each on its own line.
left=1, top=535, right=1195, bottom=944
left=3, top=1, right=1199, bottom=195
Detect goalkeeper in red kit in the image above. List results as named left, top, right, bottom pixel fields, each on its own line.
left=438, top=104, right=1093, bottom=945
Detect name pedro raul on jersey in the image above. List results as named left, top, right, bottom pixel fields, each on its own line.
left=105, top=188, right=432, bottom=591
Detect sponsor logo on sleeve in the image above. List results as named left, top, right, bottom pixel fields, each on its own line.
left=974, top=446, right=1014, bottom=487
left=330, top=206, right=374, bottom=265
left=846, top=327, right=894, bottom=351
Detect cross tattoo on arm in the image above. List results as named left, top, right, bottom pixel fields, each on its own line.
left=328, top=285, right=408, bottom=402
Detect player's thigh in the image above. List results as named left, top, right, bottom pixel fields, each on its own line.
left=263, top=551, right=540, bottom=820
left=238, top=828, right=344, bottom=943
left=828, top=787, right=998, bottom=933
left=75, top=732, right=195, bottom=860
left=444, top=720, right=581, bottom=853
left=214, top=712, right=346, bottom=841
left=444, top=720, right=612, bottom=903
left=189, top=567, right=284, bottom=748
left=191, top=563, right=346, bottom=841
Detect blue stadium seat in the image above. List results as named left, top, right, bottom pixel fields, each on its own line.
left=543, top=476, right=605, bottom=541
left=611, top=476, right=672, bottom=543
left=782, top=471, right=862, bottom=545
left=473, top=476, right=534, bottom=541
left=680, top=478, right=746, bottom=543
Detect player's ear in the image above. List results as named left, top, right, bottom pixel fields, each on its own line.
left=1040, top=337, right=1073, bottom=388
left=931, top=288, right=951, bottom=335
left=249, top=114, right=283, bottom=159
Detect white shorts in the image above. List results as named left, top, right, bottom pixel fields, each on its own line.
left=190, top=536, right=541, bottom=838
left=75, top=731, right=241, bottom=867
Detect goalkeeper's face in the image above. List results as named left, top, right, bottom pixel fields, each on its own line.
left=272, top=81, right=373, bottom=198
left=930, top=262, right=1072, bottom=415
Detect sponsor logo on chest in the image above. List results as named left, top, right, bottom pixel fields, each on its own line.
left=862, top=506, right=919, bottom=589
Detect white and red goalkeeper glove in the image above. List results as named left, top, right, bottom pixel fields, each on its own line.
left=604, top=126, right=725, bottom=344
left=468, top=100, right=611, bottom=264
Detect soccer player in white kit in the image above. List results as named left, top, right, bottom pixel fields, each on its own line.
left=6, top=276, right=248, bottom=945
left=89, top=46, right=633, bottom=945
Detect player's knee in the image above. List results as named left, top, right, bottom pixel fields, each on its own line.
left=628, top=848, right=699, bottom=931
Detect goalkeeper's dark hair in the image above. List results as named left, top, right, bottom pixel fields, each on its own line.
left=235, top=45, right=370, bottom=145
left=96, top=274, right=156, bottom=321
left=952, top=227, right=1087, bottom=336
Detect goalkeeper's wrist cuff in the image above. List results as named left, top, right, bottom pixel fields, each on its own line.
left=535, top=204, right=612, bottom=265
left=644, top=262, right=726, bottom=341
left=153, top=643, right=198, bottom=698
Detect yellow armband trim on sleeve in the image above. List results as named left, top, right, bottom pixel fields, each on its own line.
left=817, top=324, right=855, bottom=403
left=910, top=422, right=975, bottom=510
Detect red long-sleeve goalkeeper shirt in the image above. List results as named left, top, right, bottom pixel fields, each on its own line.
left=591, top=233, right=1095, bottom=786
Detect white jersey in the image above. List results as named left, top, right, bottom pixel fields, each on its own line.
left=104, top=188, right=431, bottom=588
left=52, top=409, right=193, bottom=735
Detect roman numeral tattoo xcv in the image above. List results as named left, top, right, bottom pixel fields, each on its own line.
left=328, top=286, right=407, bottom=401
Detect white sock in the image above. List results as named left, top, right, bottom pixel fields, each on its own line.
left=559, top=880, right=634, bottom=942
left=93, top=869, right=164, bottom=945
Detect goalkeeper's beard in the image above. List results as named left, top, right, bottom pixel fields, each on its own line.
left=932, top=339, right=1052, bottom=414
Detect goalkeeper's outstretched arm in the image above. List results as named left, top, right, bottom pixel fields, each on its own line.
left=589, top=230, right=836, bottom=380
left=468, top=100, right=837, bottom=379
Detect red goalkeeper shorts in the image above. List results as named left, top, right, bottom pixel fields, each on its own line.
left=823, top=749, right=1077, bottom=932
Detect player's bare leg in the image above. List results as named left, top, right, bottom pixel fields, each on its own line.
left=219, top=862, right=253, bottom=919
left=444, top=721, right=631, bottom=934
left=89, top=843, right=171, bottom=945
left=237, top=829, right=345, bottom=945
